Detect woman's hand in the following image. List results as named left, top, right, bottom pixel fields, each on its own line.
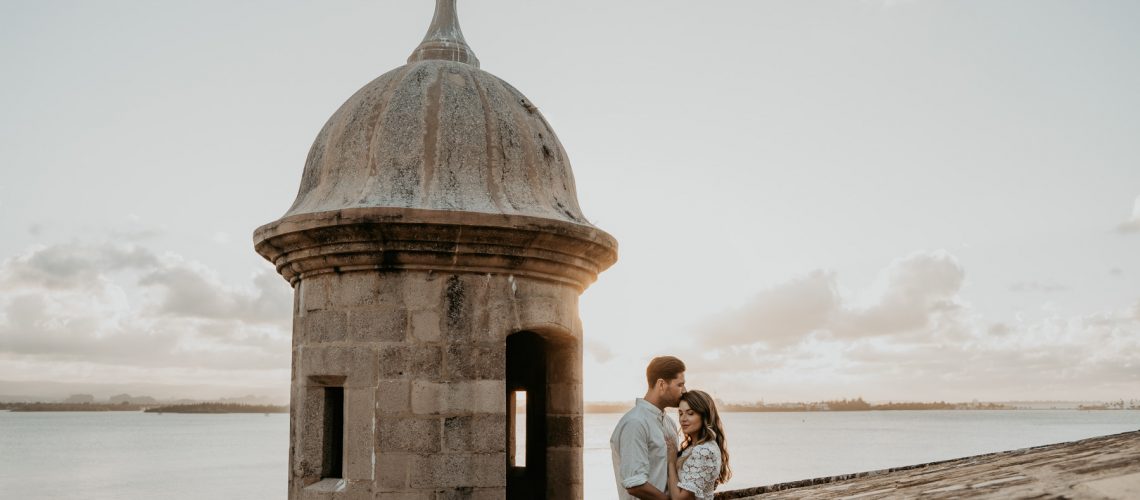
left=665, top=436, right=677, bottom=464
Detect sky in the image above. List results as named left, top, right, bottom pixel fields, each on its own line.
left=1, top=0, right=1138, bottom=404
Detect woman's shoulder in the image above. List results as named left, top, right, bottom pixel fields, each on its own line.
left=691, top=440, right=721, bottom=459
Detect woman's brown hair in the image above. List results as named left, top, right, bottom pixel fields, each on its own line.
left=679, top=390, right=732, bottom=485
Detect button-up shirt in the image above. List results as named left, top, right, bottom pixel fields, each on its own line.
left=610, top=398, right=678, bottom=499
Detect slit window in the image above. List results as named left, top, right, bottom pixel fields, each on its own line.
left=322, top=386, right=344, bottom=479
left=513, top=390, right=526, bottom=467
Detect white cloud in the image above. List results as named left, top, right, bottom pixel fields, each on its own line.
left=0, top=240, right=292, bottom=394
left=685, top=250, right=1140, bottom=402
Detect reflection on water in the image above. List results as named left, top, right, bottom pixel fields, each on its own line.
left=1, top=410, right=1136, bottom=499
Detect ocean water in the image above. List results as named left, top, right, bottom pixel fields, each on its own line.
left=0, top=410, right=1136, bottom=499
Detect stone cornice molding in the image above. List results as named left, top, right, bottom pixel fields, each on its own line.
left=254, top=207, right=618, bottom=291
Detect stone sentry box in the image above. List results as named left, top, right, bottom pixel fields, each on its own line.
left=253, top=2, right=616, bottom=499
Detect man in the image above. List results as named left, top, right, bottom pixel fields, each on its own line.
left=610, top=356, right=687, bottom=499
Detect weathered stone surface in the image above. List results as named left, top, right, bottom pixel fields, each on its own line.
left=348, top=307, right=407, bottom=343
left=345, top=388, right=377, bottom=480
left=444, top=344, right=504, bottom=380
left=409, top=454, right=506, bottom=488
left=378, top=417, right=441, bottom=453
left=304, top=310, right=347, bottom=343
left=410, top=380, right=505, bottom=415
left=410, top=310, right=442, bottom=342
left=431, top=487, right=505, bottom=500
left=377, top=452, right=411, bottom=490
left=376, top=379, right=410, bottom=415
left=443, top=414, right=507, bottom=453
left=718, top=430, right=1140, bottom=499
left=299, top=346, right=378, bottom=388
left=546, top=415, right=582, bottom=448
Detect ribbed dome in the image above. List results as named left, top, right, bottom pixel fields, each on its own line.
left=285, top=57, right=589, bottom=225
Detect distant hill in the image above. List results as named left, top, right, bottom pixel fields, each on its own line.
left=144, top=403, right=288, bottom=414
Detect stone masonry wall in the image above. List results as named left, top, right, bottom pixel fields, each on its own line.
left=288, top=269, right=584, bottom=500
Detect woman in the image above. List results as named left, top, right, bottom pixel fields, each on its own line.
left=665, top=390, right=731, bottom=500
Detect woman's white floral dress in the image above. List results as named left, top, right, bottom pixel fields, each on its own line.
left=677, top=441, right=721, bottom=500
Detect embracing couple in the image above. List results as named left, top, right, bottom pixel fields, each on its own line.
left=610, top=356, right=732, bottom=500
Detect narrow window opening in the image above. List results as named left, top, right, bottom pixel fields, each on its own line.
left=514, top=390, right=527, bottom=467
left=322, top=386, right=344, bottom=479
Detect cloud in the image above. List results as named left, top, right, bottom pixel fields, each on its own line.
left=1116, top=196, right=1140, bottom=233
left=0, top=240, right=292, bottom=385
left=685, top=250, right=1140, bottom=402
left=836, top=251, right=965, bottom=339
left=701, top=251, right=965, bottom=349
left=702, top=270, right=839, bottom=348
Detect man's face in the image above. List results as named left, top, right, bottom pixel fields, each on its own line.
left=662, top=372, right=686, bottom=407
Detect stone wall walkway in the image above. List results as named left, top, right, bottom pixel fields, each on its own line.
left=716, top=429, right=1140, bottom=499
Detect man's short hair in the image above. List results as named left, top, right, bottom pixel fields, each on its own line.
left=646, top=356, right=685, bottom=388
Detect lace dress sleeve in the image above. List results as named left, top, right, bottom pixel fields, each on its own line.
left=677, top=442, right=721, bottom=499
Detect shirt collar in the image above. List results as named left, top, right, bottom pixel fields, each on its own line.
left=635, top=398, right=664, bottom=417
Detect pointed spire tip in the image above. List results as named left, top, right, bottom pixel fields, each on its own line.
left=408, top=0, right=480, bottom=68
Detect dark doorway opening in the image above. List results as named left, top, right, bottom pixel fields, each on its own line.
left=506, top=331, right=547, bottom=499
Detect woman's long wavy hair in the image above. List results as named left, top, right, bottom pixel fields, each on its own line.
left=679, top=390, right=732, bottom=485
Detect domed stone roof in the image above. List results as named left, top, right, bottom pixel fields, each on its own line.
left=283, top=2, right=589, bottom=226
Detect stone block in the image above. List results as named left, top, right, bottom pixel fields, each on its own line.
left=409, top=453, right=505, bottom=488
left=378, top=417, right=440, bottom=453
left=376, top=452, right=410, bottom=489
left=431, top=487, right=504, bottom=500
left=300, top=276, right=333, bottom=312
left=408, top=345, right=442, bottom=377
left=348, top=307, right=407, bottom=343
left=410, top=310, right=442, bottom=342
left=296, top=386, right=325, bottom=478
left=345, top=388, right=376, bottom=480
left=546, top=383, right=581, bottom=415
left=480, top=301, right=518, bottom=343
left=545, top=343, right=581, bottom=384
left=446, top=380, right=505, bottom=414
left=376, top=379, right=410, bottom=415
left=442, top=275, right=478, bottom=342
left=378, top=345, right=409, bottom=378
left=545, top=447, right=583, bottom=486
left=411, top=381, right=445, bottom=415
left=332, top=271, right=387, bottom=308
left=376, top=492, right=432, bottom=500
left=306, top=310, right=348, bottom=344
left=545, top=415, right=582, bottom=448
left=516, top=299, right=571, bottom=336
left=402, top=272, right=443, bottom=311
left=300, top=346, right=379, bottom=388
left=444, top=345, right=504, bottom=381
left=442, top=414, right=505, bottom=453
left=344, top=479, right=373, bottom=500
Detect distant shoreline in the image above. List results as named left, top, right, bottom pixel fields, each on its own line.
left=0, top=402, right=288, bottom=414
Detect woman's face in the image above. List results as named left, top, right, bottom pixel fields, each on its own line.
left=677, top=400, right=704, bottom=438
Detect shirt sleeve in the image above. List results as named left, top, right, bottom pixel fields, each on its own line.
left=615, top=419, right=652, bottom=488
left=678, top=444, right=720, bottom=497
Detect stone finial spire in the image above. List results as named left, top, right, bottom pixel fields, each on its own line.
left=408, top=0, right=480, bottom=68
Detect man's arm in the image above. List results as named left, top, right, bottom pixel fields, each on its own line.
left=616, top=420, right=667, bottom=499
left=625, top=482, right=669, bottom=500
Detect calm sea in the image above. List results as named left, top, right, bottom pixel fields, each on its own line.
left=1, top=410, right=1137, bottom=499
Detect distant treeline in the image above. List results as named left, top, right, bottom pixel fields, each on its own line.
left=0, top=402, right=146, bottom=412
left=145, top=403, right=288, bottom=414
left=722, top=398, right=1012, bottom=412
left=583, top=398, right=1014, bottom=413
